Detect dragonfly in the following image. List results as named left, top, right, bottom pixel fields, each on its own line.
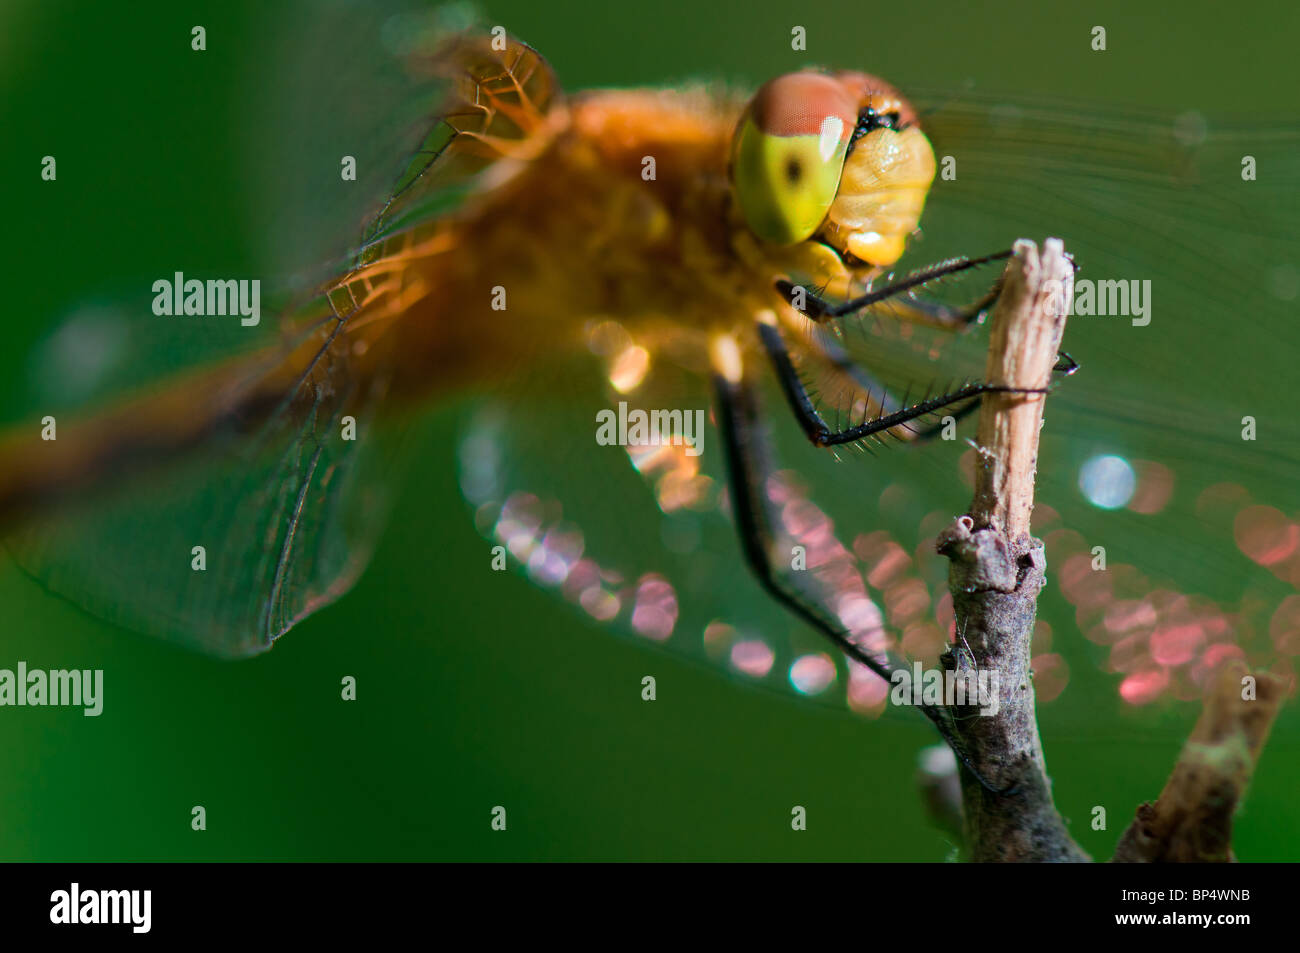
left=2, top=7, right=1297, bottom=768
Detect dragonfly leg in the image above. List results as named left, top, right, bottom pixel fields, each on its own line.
left=776, top=248, right=1013, bottom=323
left=1053, top=351, right=1081, bottom=375
left=780, top=277, right=1002, bottom=331
left=805, top=330, right=982, bottom=442
left=757, top=313, right=1034, bottom=447
left=712, top=365, right=1017, bottom=797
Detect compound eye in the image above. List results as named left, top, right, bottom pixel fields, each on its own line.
left=731, top=72, right=856, bottom=245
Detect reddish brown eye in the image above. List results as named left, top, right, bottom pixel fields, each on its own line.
left=731, top=73, right=858, bottom=244
left=750, top=73, right=857, bottom=139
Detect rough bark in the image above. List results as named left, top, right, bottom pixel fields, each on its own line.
left=1112, top=660, right=1286, bottom=862
left=936, top=239, right=1086, bottom=861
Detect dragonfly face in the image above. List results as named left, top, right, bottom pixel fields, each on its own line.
left=729, top=69, right=937, bottom=270
left=3, top=16, right=1298, bottom=751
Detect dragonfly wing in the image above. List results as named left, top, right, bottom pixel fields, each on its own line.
left=359, top=27, right=561, bottom=246
left=885, top=94, right=1300, bottom=705
left=3, top=19, right=562, bottom=657
left=457, top=349, right=969, bottom=719
left=909, top=91, right=1300, bottom=423
left=7, top=306, right=405, bottom=657
left=243, top=4, right=559, bottom=289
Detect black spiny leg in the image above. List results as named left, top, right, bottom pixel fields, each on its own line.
left=712, top=367, right=1014, bottom=796
left=780, top=275, right=1002, bottom=332
left=803, top=323, right=1079, bottom=439
left=807, top=330, right=983, bottom=442
left=758, top=318, right=1023, bottom=447
left=776, top=249, right=1013, bottom=324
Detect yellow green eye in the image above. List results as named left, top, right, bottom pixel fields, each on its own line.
left=731, top=73, right=856, bottom=245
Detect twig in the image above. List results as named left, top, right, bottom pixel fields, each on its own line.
left=969, top=238, right=1072, bottom=540
left=934, top=238, right=1085, bottom=861
left=1112, top=660, right=1286, bottom=862
left=929, top=240, right=1285, bottom=862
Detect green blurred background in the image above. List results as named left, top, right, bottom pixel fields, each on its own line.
left=0, top=0, right=1296, bottom=860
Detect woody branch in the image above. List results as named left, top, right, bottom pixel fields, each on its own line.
left=927, top=240, right=1286, bottom=863
left=935, top=238, right=1086, bottom=861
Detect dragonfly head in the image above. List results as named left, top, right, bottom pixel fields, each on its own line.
left=729, top=70, right=936, bottom=268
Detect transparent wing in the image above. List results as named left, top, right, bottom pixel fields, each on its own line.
left=9, top=311, right=399, bottom=656
left=240, top=0, right=472, bottom=291
left=357, top=27, right=561, bottom=248
left=902, top=93, right=1300, bottom=709
left=4, top=16, right=560, bottom=657
left=457, top=341, right=979, bottom=723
